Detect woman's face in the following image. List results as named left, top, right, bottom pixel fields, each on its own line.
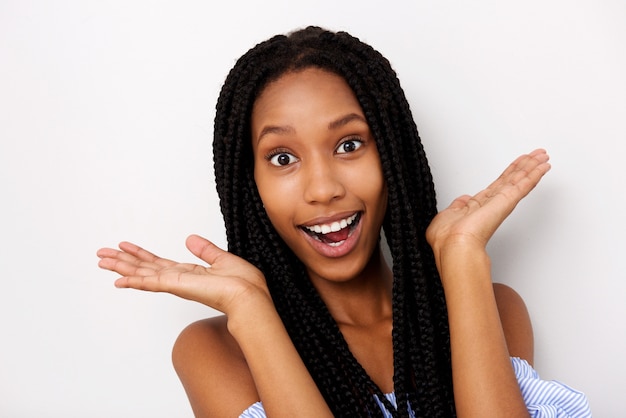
left=251, top=68, right=388, bottom=284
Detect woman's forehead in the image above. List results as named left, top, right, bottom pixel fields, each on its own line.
left=250, top=69, right=364, bottom=138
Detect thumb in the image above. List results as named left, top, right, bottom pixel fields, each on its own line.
left=185, top=234, right=227, bottom=265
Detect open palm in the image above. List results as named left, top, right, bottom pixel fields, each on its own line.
left=426, top=149, right=551, bottom=253
left=97, top=234, right=268, bottom=314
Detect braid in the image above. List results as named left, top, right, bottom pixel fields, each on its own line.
left=213, top=26, right=455, bottom=417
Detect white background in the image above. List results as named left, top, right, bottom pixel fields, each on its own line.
left=1, top=0, right=624, bottom=416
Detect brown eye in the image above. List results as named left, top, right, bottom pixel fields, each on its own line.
left=337, top=139, right=363, bottom=154
left=269, top=152, right=297, bottom=166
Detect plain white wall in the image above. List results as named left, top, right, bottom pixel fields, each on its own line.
left=1, top=0, right=624, bottom=416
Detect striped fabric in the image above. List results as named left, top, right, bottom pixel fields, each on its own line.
left=240, top=357, right=591, bottom=417
left=512, top=357, right=592, bottom=417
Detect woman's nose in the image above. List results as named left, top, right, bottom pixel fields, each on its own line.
left=302, top=160, right=346, bottom=204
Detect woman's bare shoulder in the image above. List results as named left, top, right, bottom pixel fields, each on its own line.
left=493, top=283, right=534, bottom=366
left=172, top=315, right=259, bottom=418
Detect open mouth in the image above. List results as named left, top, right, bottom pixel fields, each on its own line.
left=300, top=212, right=361, bottom=247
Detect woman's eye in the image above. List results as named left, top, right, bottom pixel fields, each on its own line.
left=269, top=152, right=298, bottom=166
left=336, top=139, right=363, bottom=154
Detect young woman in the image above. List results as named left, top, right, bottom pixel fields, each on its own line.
left=97, top=27, right=590, bottom=417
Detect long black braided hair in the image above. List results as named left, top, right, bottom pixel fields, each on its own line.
left=212, top=26, right=456, bottom=417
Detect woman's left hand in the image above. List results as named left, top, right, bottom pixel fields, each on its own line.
left=426, top=149, right=551, bottom=256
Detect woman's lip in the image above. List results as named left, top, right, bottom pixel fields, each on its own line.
left=299, top=212, right=362, bottom=258
left=299, top=211, right=360, bottom=228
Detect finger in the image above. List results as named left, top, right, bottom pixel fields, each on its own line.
left=504, top=151, right=551, bottom=195
left=484, top=150, right=550, bottom=196
left=96, top=247, right=122, bottom=259
left=512, top=150, right=550, bottom=179
left=114, top=275, right=161, bottom=291
left=96, top=247, right=168, bottom=271
left=118, top=241, right=174, bottom=267
left=98, top=257, right=160, bottom=277
left=529, top=148, right=549, bottom=159
left=492, top=150, right=548, bottom=187
left=447, top=195, right=472, bottom=210
left=459, top=150, right=549, bottom=215
left=114, top=265, right=216, bottom=303
left=185, top=234, right=228, bottom=266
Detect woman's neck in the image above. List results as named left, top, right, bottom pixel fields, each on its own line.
left=309, top=247, right=393, bottom=327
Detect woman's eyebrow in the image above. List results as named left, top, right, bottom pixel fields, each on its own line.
left=257, top=125, right=295, bottom=143
left=256, top=113, right=367, bottom=144
left=328, top=113, right=367, bottom=130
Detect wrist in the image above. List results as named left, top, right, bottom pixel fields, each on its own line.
left=431, top=232, right=487, bottom=256
left=434, top=236, right=490, bottom=262
left=226, top=291, right=280, bottom=339
left=435, top=244, right=492, bottom=289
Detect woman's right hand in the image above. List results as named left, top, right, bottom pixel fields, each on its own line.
left=96, top=234, right=269, bottom=315
left=99, top=235, right=334, bottom=417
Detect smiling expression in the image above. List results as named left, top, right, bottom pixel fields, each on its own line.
left=251, top=68, right=388, bottom=285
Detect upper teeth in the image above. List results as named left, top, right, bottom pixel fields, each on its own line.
left=304, top=213, right=358, bottom=235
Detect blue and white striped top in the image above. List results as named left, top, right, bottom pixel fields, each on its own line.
left=240, top=357, right=591, bottom=417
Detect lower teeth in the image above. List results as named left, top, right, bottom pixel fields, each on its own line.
left=327, top=240, right=345, bottom=247
left=311, top=234, right=346, bottom=247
